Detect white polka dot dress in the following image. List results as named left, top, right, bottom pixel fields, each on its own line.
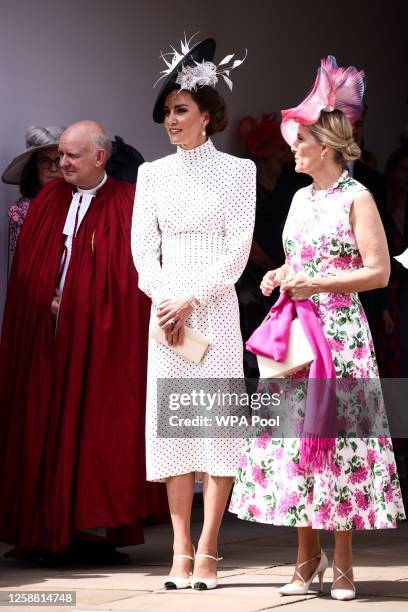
left=131, top=139, right=256, bottom=481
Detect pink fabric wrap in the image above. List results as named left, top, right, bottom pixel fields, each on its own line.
left=280, top=55, right=366, bottom=147
left=246, top=292, right=337, bottom=471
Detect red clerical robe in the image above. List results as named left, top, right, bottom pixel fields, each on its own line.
left=0, top=176, right=167, bottom=553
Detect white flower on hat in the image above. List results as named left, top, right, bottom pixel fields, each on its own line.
left=155, top=32, right=247, bottom=92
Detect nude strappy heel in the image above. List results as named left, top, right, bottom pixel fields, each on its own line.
left=278, top=550, right=328, bottom=595
left=331, top=564, right=356, bottom=600
left=190, top=552, right=223, bottom=590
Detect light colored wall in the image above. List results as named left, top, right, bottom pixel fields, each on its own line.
left=0, top=0, right=407, bottom=316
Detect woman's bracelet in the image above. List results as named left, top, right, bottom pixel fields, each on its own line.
left=187, top=296, right=200, bottom=310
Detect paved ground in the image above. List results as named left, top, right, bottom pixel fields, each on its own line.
left=0, top=508, right=407, bottom=611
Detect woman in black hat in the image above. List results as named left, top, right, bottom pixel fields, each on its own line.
left=132, top=35, right=256, bottom=591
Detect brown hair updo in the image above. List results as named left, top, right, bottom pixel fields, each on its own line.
left=190, top=86, right=228, bottom=135
left=307, top=109, right=361, bottom=163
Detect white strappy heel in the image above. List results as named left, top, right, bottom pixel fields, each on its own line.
left=331, top=564, right=356, bottom=600
left=278, top=550, right=328, bottom=595
left=164, top=548, right=195, bottom=590
left=191, top=552, right=223, bottom=590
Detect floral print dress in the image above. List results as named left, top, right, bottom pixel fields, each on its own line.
left=230, top=174, right=406, bottom=530
left=8, top=197, right=32, bottom=256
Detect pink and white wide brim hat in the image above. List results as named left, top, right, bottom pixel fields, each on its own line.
left=280, top=55, right=366, bottom=147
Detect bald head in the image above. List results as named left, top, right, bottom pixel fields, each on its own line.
left=59, top=120, right=112, bottom=189
left=61, top=120, right=112, bottom=157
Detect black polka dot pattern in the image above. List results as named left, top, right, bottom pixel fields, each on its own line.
left=131, top=139, right=256, bottom=481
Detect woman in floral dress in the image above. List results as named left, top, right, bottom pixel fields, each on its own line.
left=230, top=57, right=405, bottom=601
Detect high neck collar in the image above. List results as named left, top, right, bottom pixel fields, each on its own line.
left=177, top=138, right=216, bottom=163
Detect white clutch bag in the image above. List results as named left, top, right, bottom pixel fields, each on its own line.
left=256, top=318, right=315, bottom=378
left=151, top=325, right=211, bottom=364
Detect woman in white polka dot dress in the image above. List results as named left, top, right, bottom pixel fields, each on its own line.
left=131, top=37, right=256, bottom=590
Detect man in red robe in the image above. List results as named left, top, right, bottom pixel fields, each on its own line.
left=0, top=120, right=167, bottom=563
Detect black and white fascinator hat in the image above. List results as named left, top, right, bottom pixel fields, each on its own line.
left=153, top=32, right=247, bottom=123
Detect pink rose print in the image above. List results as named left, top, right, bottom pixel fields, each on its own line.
left=367, top=450, right=380, bottom=466
left=354, top=346, right=369, bottom=360
left=331, top=255, right=352, bottom=270
left=368, top=510, right=375, bottom=527
left=384, top=485, right=394, bottom=503
left=328, top=293, right=352, bottom=309
left=239, top=454, right=247, bottom=468
left=357, top=389, right=366, bottom=404
left=315, top=502, right=331, bottom=525
left=349, top=466, right=368, bottom=484
left=255, top=434, right=270, bottom=449
left=328, top=338, right=345, bottom=352
left=355, top=490, right=369, bottom=511
left=358, top=416, right=373, bottom=434
left=291, top=368, right=309, bottom=380
left=266, top=508, right=276, bottom=521
left=275, top=447, right=284, bottom=460
left=251, top=465, right=268, bottom=488
left=301, top=245, right=316, bottom=261
left=352, top=514, right=365, bottom=529
left=337, top=378, right=359, bottom=393
left=338, top=500, right=353, bottom=517
left=330, top=462, right=342, bottom=477
left=379, top=521, right=393, bottom=529
left=388, top=463, right=396, bottom=478
left=278, top=492, right=300, bottom=514
left=337, top=416, right=354, bottom=432
left=247, top=504, right=261, bottom=518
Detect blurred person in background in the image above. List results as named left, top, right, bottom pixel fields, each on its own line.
left=2, top=126, right=64, bottom=260
left=237, top=113, right=308, bottom=378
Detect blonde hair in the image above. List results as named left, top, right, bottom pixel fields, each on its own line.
left=307, top=109, right=361, bottom=163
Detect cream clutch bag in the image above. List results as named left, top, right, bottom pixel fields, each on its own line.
left=151, top=325, right=211, bottom=364
left=256, top=318, right=315, bottom=378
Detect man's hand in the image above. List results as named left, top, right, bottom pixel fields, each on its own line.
left=51, top=289, right=62, bottom=318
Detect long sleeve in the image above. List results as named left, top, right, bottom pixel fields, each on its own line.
left=131, top=162, right=165, bottom=304
left=192, top=159, right=256, bottom=306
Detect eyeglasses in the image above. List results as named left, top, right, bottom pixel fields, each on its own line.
left=37, top=156, right=60, bottom=169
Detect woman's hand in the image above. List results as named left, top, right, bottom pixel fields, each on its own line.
left=157, top=298, right=194, bottom=346
left=282, top=273, right=321, bottom=301
left=260, top=267, right=287, bottom=296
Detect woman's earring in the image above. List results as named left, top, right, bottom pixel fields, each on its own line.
left=202, top=125, right=206, bottom=136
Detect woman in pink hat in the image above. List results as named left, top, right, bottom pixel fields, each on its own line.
left=230, top=56, right=405, bottom=601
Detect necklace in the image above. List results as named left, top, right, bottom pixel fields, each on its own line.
left=309, top=169, right=348, bottom=203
